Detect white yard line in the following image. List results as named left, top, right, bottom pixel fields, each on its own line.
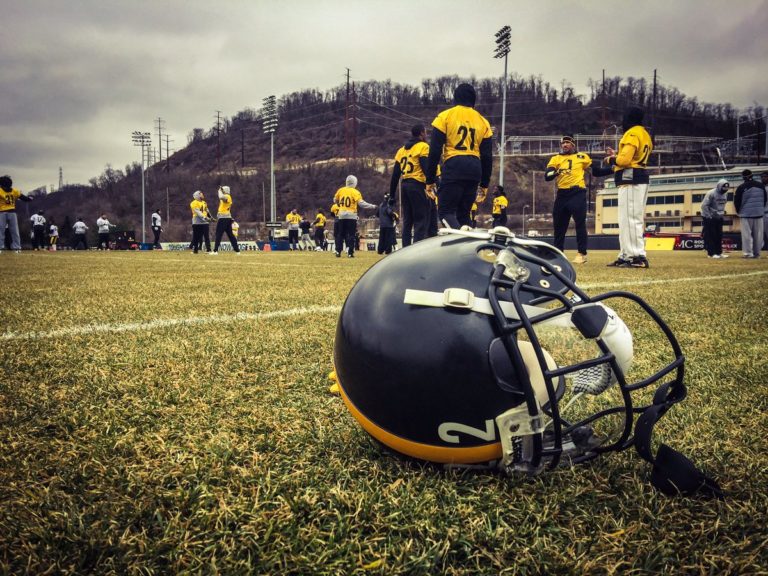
left=1, top=305, right=342, bottom=341
left=4, top=271, right=766, bottom=341
left=579, top=270, right=768, bottom=291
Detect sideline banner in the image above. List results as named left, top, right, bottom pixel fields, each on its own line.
left=160, top=241, right=261, bottom=252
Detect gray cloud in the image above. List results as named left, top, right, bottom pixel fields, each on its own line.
left=2, top=0, right=766, bottom=190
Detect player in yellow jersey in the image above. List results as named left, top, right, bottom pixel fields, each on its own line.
left=333, top=175, right=376, bottom=258
left=390, top=124, right=431, bottom=247
left=545, top=135, right=597, bottom=264
left=190, top=190, right=211, bottom=253
left=605, top=107, right=654, bottom=268
left=470, top=202, right=478, bottom=228
left=330, top=202, right=341, bottom=253
left=491, top=185, right=508, bottom=227
left=210, top=185, right=241, bottom=255
left=285, top=209, right=302, bottom=251
left=0, top=175, right=32, bottom=253
left=424, top=84, right=493, bottom=229
left=312, top=210, right=327, bottom=250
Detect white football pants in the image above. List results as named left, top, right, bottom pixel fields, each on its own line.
left=617, top=183, right=649, bottom=259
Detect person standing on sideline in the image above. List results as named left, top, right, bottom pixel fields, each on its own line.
left=605, top=106, right=653, bottom=268
left=0, top=175, right=32, bottom=253
left=210, top=185, right=241, bottom=255
left=377, top=194, right=398, bottom=255
left=330, top=202, right=342, bottom=253
left=72, top=217, right=89, bottom=250
left=333, top=175, right=376, bottom=258
left=390, top=124, right=431, bottom=247
left=700, top=179, right=730, bottom=259
left=545, top=135, right=601, bottom=264
left=286, top=209, right=301, bottom=251
left=424, top=83, right=493, bottom=229
left=190, top=191, right=211, bottom=254
left=151, top=208, right=162, bottom=249
left=491, top=185, right=508, bottom=228
left=312, top=210, right=326, bottom=251
left=734, top=169, right=766, bottom=258
left=299, top=217, right=313, bottom=250
left=762, top=171, right=768, bottom=250
left=48, top=218, right=59, bottom=251
left=30, top=211, right=47, bottom=250
left=96, top=213, right=115, bottom=250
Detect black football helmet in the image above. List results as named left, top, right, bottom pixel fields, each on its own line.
left=333, top=227, right=721, bottom=495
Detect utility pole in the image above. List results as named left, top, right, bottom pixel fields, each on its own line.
left=215, top=110, right=222, bottom=172
left=155, top=117, right=165, bottom=164
left=651, top=69, right=657, bottom=136
left=345, top=68, right=351, bottom=162
left=241, top=129, right=245, bottom=166
left=132, top=131, right=151, bottom=244
left=352, top=81, right=357, bottom=160
left=58, top=167, right=63, bottom=191
left=494, top=26, right=511, bottom=186
left=164, top=134, right=173, bottom=172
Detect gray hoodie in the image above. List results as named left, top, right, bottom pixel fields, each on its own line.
left=701, top=179, right=729, bottom=220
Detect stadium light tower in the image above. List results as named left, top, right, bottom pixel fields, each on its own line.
left=494, top=25, right=511, bottom=186
left=132, top=131, right=151, bottom=244
left=262, top=95, right=278, bottom=223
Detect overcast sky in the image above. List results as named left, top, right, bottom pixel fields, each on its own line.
left=2, top=0, right=767, bottom=191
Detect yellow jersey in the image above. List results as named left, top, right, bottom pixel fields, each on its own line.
left=615, top=125, right=653, bottom=170
left=431, top=105, right=493, bottom=162
left=286, top=212, right=302, bottom=226
left=313, top=213, right=327, bottom=228
left=217, top=193, right=233, bottom=217
left=546, top=152, right=593, bottom=189
left=0, top=188, right=22, bottom=212
left=330, top=203, right=340, bottom=217
left=334, top=187, right=364, bottom=214
left=394, top=141, right=429, bottom=183
left=190, top=199, right=209, bottom=221
left=492, top=196, right=509, bottom=215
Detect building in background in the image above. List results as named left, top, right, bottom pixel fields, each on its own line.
left=594, top=166, right=765, bottom=235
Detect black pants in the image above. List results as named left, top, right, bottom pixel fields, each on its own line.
left=32, top=225, right=46, bottom=249
left=97, top=232, right=110, bottom=250
left=338, top=219, right=357, bottom=255
left=314, top=228, right=325, bottom=247
left=73, top=234, right=88, bottom=250
left=553, top=187, right=588, bottom=254
left=401, top=180, right=431, bottom=247
left=214, top=219, right=240, bottom=252
left=492, top=215, right=508, bottom=228
left=437, top=179, right=477, bottom=229
left=288, top=229, right=299, bottom=249
left=152, top=227, right=162, bottom=248
left=378, top=227, right=396, bottom=254
left=703, top=217, right=723, bottom=256
left=192, top=224, right=210, bottom=253
left=333, top=220, right=343, bottom=253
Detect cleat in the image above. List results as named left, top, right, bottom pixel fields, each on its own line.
left=572, top=253, right=587, bottom=264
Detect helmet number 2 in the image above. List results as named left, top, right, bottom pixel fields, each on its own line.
left=438, top=419, right=496, bottom=444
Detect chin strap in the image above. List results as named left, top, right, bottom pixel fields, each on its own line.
left=633, top=381, right=724, bottom=499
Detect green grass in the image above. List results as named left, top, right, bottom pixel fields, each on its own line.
left=1, top=248, right=767, bottom=575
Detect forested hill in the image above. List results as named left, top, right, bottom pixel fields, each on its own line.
left=30, top=73, right=762, bottom=241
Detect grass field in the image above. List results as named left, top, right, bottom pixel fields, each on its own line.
left=1, top=247, right=767, bottom=575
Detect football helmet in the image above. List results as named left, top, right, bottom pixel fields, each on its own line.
left=333, top=227, right=720, bottom=495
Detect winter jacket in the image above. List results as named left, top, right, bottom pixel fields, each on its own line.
left=701, top=179, right=729, bottom=220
